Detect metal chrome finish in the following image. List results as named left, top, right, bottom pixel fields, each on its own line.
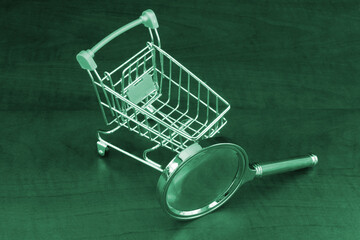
left=252, top=163, right=263, bottom=177
left=97, top=127, right=163, bottom=172
left=310, top=154, right=318, bottom=165
left=87, top=40, right=230, bottom=153
left=157, top=138, right=256, bottom=220
left=252, top=154, right=319, bottom=178
left=81, top=13, right=230, bottom=175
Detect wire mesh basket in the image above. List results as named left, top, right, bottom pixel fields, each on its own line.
left=79, top=13, right=230, bottom=154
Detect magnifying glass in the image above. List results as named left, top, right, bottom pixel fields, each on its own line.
left=157, top=137, right=318, bottom=220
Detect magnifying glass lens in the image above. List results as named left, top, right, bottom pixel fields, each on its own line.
left=166, top=147, right=241, bottom=211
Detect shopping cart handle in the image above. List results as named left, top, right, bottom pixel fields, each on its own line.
left=76, top=9, right=158, bottom=71
left=141, top=9, right=159, bottom=29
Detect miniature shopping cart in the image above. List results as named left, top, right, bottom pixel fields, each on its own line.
left=77, top=10, right=318, bottom=220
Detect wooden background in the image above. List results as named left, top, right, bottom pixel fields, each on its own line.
left=1, top=0, right=359, bottom=239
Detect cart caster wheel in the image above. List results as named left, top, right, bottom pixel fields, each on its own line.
left=97, top=141, right=109, bottom=157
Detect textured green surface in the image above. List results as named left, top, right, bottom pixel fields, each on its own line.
left=1, top=0, right=359, bottom=239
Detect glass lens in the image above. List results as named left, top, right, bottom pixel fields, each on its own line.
left=166, top=146, right=243, bottom=211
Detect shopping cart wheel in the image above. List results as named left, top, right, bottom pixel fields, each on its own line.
left=97, top=141, right=109, bottom=157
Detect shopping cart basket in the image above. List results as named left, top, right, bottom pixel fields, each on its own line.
left=77, top=10, right=318, bottom=220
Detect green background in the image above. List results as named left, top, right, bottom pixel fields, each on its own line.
left=1, top=0, right=359, bottom=239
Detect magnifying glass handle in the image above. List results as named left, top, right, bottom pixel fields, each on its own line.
left=252, top=154, right=318, bottom=177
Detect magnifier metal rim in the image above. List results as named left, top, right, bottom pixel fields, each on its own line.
left=157, top=139, right=248, bottom=220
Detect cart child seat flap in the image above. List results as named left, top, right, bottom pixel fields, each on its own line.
left=127, top=73, right=158, bottom=104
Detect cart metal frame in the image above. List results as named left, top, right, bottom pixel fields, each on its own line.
left=77, top=10, right=230, bottom=172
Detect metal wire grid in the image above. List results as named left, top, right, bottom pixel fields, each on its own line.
left=87, top=42, right=230, bottom=153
